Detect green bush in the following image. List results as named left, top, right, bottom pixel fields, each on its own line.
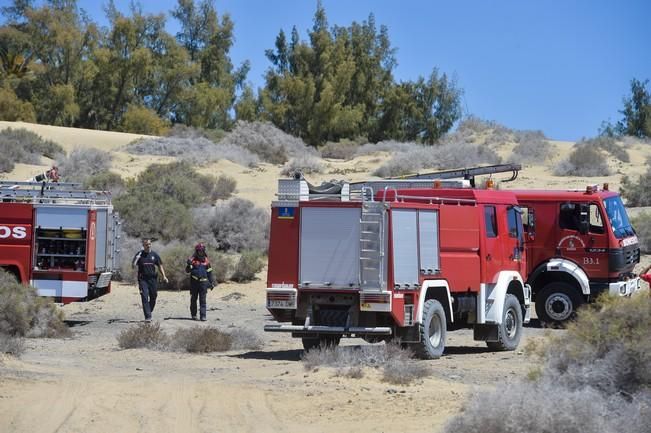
left=631, top=212, right=651, bottom=253
left=120, top=104, right=169, bottom=135
left=114, top=162, right=222, bottom=241
left=0, top=269, right=69, bottom=338
left=211, top=252, right=235, bottom=284
left=231, top=251, right=265, bottom=282
left=621, top=163, right=651, bottom=206
left=159, top=242, right=192, bottom=291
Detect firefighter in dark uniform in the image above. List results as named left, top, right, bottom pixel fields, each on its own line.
left=186, top=243, right=214, bottom=321
left=132, top=238, right=168, bottom=321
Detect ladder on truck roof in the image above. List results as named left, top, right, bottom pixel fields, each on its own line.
left=0, top=181, right=112, bottom=206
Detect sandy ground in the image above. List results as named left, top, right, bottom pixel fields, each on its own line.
left=0, top=277, right=551, bottom=433
left=1, top=122, right=650, bottom=432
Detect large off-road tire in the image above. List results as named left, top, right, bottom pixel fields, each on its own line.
left=535, top=282, right=584, bottom=326
left=486, top=294, right=523, bottom=351
left=411, top=299, right=447, bottom=359
left=301, top=335, right=341, bottom=352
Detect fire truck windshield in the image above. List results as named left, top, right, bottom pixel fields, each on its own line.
left=604, top=196, right=634, bottom=239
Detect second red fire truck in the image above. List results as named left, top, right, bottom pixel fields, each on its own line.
left=264, top=173, right=532, bottom=358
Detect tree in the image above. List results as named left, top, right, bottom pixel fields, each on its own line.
left=618, top=78, right=651, bottom=138
left=260, top=2, right=461, bottom=145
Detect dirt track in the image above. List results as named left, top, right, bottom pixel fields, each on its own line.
left=0, top=279, right=551, bottom=433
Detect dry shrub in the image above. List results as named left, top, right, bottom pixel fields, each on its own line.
left=227, top=328, right=264, bottom=350
left=631, top=212, right=651, bottom=253
left=117, top=324, right=260, bottom=353
left=0, top=334, right=25, bottom=356
left=280, top=154, right=324, bottom=176
left=355, top=140, right=420, bottom=156
left=57, top=147, right=112, bottom=184
left=0, top=128, right=64, bottom=173
left=210, top=252, right=235, bottom=284
left=218, top=121, right=317, bottom=164
left=115, top=235, right=142, bottom=283
left=443, top=294, right=651, bottom=433
left=302, top=342, right=431, bottom=384
left=0, top=269, right=69, bottom=338
left=126, top=135, right=259, bottom=167
left=621, top=162, right=651, bottom=206
left=509, top=130, right=553, bottom=164
left=444, top=380, right=649, bottom=433
left=171, top=326, right=232, bottom=353
left=166, top=124, right=226, bottom=142
left=213, top=175, right=237, bottom=200
left=230, top=251, right=264, bottom=282
left=84, top=171, right=125, bottom=196
left=320, top=141, right=359, bottom=160
left=580, top=136, right=630, bottom=162
left=117, top=322, right=170, bottom=349
left=543, top=294, right=651, bottom=394
left=442, top=116, right=514, bottom=148
left=198, top=198, right=269, bottom=252
left=554, top=145, right=611, bottom=177
left=373, top=142, right=501, bottom=177
left=158, top=242, right=191, bottom=290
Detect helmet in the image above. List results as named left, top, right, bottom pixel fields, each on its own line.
left=194, top=243, right=206, bottom=253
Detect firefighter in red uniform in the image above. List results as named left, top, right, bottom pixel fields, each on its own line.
left=186, top=243, right=215, bottom=321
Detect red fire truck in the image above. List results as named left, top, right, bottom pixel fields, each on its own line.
left=513, top=185, right=641, bottom=324
left=0, top=181, right=120, bottom=303
left=264, top=174, right=531, bottom=359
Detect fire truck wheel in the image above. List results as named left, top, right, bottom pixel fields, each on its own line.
left=486, top=294, right=523, bottom=351
left=536, top=282, right=583, bottom=326
left=412, top=299, right=447, bottom=359
left=301, top=336, right=341, bottom=352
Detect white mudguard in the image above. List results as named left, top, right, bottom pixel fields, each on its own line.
left=546, top=258, right=590, bottom=295
left=479, top=271, right=528, bottom=324
left=416, top=280, right=453, bottom=325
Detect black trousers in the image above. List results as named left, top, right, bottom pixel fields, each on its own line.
left=190, top=282, right=208, bottom=319
left=139, top=277, right=158, bottom=319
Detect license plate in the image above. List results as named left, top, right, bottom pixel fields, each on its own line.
left=267, top=300, right=294, bottom=309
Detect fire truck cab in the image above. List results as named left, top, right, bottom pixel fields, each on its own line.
left=0, top=181, right=120, bottom=303
left=513, top=185, right=641, bottom=324
left=264, top=177, right=531, bottom=359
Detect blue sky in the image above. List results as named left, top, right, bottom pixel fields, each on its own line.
left=3, top=0, right=650, bottom=141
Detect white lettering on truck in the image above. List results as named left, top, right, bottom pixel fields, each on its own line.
left=0, top=226, right=27, bottom=239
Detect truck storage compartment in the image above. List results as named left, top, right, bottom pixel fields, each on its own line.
left=299, top=207, right=361, bottom=288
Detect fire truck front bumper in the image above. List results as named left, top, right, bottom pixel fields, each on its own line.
left=609, top=277, right=641, bottom=296
left=264, top=324, right=392, bottom=336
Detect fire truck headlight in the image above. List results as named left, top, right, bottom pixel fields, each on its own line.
left=619, top=285, right=627, bottom=295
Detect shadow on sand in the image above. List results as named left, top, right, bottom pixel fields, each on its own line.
left=232, top=349, right=303, bottom=362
